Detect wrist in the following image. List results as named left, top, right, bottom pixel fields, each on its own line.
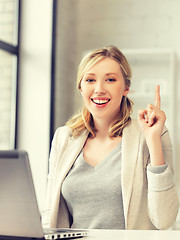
left=146, top=136, right=165, bottom=166
left=146, top=134, right=161, bottom=148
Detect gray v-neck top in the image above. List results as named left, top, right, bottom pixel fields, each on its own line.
left=61, top=142, right=125, bottom=229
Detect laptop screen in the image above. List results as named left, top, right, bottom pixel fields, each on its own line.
left=0, top=150, right=44, bottom=239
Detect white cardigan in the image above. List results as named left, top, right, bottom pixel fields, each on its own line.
left=42, top=120, right=179, bottom=230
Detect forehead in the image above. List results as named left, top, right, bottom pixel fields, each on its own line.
left=85, top=58, right=122, bottom=75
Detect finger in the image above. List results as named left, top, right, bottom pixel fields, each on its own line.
left=146, top=104, right=154, bottom=122
left=138, top=109, right=147, bottom=121
left=154, top=85, right=161, bottom=108
left=148, top=111, right=156, bottom=126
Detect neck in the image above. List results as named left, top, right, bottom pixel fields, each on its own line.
left=93, top=118, right=112, bottom=139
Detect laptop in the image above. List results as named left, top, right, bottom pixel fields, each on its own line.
left=0, top=150, right=88, bottom=240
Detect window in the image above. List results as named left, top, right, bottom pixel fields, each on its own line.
left=0, top=0, right=21, bottom=149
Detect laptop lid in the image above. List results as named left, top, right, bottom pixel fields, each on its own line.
left=0, top=150, right=44, bottom=239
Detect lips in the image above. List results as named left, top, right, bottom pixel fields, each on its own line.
left=91, top=98, right=110, bottom=105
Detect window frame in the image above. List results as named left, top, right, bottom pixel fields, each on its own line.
left=0, top=0, right=21, bottom=149
left=50, top=0, right=57, bottom=145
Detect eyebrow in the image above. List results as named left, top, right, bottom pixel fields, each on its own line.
left=106, top=73, right=119, bottom=76
left=85, top=73, right=96, bottom=76
left=85, top=73, right=119, bottom=77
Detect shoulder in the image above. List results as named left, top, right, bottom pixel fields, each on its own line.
left=122, top=119, right=143, bottom=152
left=124, top=118, right=172, bottom=156
left=123, top=119, right=141, bottom=135
left=52, top=125, right=89, bottom=148
left=54, top=125, right=72, bottom=139
left=124, top=118, right=169, bottom=137
left=51, top=126, right=72, bottom=150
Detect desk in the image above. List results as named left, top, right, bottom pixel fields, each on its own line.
left=81, top=229, right=180, bottom=240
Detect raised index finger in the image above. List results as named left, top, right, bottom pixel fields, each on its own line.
left=154, top=85, right=161, bottom=108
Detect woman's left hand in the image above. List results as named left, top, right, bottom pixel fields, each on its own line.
left=138, top=85, right=166, bottom=142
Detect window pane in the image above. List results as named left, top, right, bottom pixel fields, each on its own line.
left=0, top=49, right=17, bottom=149
left=0, top=0, right=18, bottom=45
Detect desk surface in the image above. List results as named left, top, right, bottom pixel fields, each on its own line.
left=81, top=229, right=180, bottom=240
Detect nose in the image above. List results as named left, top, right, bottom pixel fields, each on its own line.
left=94, top=81, right=106, bottom=95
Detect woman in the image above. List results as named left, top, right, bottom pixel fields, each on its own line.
left=42, top=46, right=179, bottom=230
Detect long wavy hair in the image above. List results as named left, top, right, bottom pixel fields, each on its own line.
left=66, top=45, right=133, bottom=138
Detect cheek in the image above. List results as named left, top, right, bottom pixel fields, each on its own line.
left=80, top=89, right=89, bottom=102
left=81, top=85, right=92, bottom=98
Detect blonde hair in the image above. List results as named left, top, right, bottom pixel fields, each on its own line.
left=66, top=45, right=133, bottom=138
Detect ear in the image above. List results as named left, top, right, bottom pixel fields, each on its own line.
left=123, top=86, right=129, bottom=96
left=80, top=88, right=85, bottom=98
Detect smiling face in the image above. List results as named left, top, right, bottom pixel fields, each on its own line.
left=80, top=58, right=129, bottom=124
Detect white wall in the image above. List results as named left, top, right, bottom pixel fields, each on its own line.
left=17, top=0, right=52, bottom=211
left=54, top=0, right=78, bottom=128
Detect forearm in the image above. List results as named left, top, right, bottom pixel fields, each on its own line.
left=146, top=136, right=165, bottom=166
left=147, top=162, right=179, bottom=229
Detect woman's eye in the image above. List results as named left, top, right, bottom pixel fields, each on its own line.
left=107, top=78, right=116, bottom=82
left=86, top=79, right=95, bottom=83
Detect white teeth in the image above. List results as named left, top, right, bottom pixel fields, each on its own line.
left=92, top=99, right=109, bottom=104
